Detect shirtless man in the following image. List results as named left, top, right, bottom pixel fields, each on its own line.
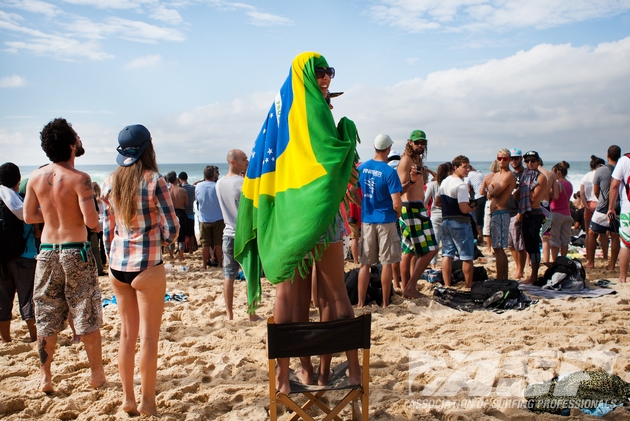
left=537, top=159, right=557, bottom=263
left=24, top=118, right=106, bottom=393
left=397, top=130, right=438, bottom=298
left=486, top=149, right=516, bottom=280
left=517, top=151, right=548, bottom=284
left=166, top=172, right=188, bottom=262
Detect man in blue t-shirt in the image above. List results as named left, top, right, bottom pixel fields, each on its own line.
left=351, top=134, right=403, bottom=307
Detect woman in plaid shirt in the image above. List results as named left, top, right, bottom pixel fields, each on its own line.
left=102, top=124, right=179, bottom=417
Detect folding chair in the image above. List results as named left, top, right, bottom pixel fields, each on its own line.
left=267, top=313, right=371, bottom=421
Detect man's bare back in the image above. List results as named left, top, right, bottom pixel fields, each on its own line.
left=25, top=163, right=98, bottom=242
left=170, top=184, right=188, bottom=210
left=538, top=165, right=555, bottom=203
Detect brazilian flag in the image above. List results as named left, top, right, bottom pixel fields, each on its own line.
left=234, top=51, right=359, bottom=313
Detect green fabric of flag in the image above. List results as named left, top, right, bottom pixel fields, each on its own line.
left=234, top=51, right=359, bottom=313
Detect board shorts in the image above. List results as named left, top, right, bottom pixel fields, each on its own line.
left=399, top=201, right=438, bottom=256
left=619, top=212, right=630, bottom=249
left=540, top=201, right=552, bottom=238
left=199, top=220, right=225, bottom=247
left=34, top=244, right=102, bottom=337
left=359, top=222, right=402, bottom=265
left=508, top=215, right=525, bottom=251
left=490, top=209, right=510, bottom=249
left=222, top=236, right=241, bottom=279
left=522, top=209, right=544, bottom=264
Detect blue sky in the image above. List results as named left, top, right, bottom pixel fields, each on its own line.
left=1, top=0, right=630, bottom=166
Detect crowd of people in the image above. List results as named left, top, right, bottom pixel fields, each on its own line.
left=1, top=50, right=629, bottom=416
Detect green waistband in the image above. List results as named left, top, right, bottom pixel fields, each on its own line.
left=40, top=242, right=91, bottom=251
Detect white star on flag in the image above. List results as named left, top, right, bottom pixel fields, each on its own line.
left=267, top=148, right=273, bottom=155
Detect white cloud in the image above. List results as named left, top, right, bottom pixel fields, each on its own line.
left=125, top=53, right=163, bottom=68
left=4, top=0, right=61, bottom=17
left=4, top=37, right=630, bottom=166
left=150, top=5, right=184, bottom=24
left=60, top=0, right=157, bottom=9
left=369, top=0, right=630, bottom=32
left=66, top=16, right=185, bottom=43
left=206, top=1, right=293, bottom=26
left=0, top=75, right=27, bottom=88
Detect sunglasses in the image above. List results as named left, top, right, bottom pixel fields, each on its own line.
left=510, top=156, right=521, bottom=160
left=412, top=140, right=426, bottom=145
left=496, top=156, right=509, bottom=162
left=117, top=145, right=141, bottom=156
left=314, top=67, right=335, bottom=79
left=524, top=158, right=538, bottom=164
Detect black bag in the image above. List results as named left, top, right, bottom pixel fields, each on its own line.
left=470, top=279, right=520, bottom=308
left=0, top=198, right=26, bottom=263
left=452, top=263, right=488, bottom=284
left=540, top=256, right=586, bottom=290
left=344, top=264, right=392, bottom=306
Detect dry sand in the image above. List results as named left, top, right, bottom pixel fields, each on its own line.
left=1, top=250, right=630, bottom=420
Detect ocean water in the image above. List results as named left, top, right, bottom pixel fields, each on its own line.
left=17, top=161, right=592, bottom=194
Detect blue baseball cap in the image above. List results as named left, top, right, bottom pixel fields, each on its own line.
left=509, top=148, right=522, bottom=157
left=116, top=125, right=151, bottom=167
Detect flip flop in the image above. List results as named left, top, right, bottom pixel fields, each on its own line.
left=172, top=293, right=187, bottom=302
left=164, top=293, right=172, bottom=302
left=594, top=279, right=615, bottom=287
left=102, top=295, right=117, bottom=307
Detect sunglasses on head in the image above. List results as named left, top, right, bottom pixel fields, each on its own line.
left=117, top=145, right=141, bottom=156
left=496, top=156, right=509, bottom=162
left=314, top=67, right=335, bottom=79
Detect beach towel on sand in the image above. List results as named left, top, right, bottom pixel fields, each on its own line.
left=234, top=51, right=359, bottom=313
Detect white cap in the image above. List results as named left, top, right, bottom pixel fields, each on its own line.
left=388, top=149, right=401, bottom=160
left=374, top=134, right=393, bottom=151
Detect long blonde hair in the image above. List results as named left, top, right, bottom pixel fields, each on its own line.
left=110, top=142, right=158, bottom=228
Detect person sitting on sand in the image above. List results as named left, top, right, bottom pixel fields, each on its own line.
left=486, top=149, right=516, bottom=280
left=102, top=124, right=179, bottom=416
left=516, top=151, right=548, bottom=284
left=24, top=118, right=106, bottom=393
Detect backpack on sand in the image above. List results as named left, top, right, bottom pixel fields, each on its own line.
left=470, top=280, right=521, bottom=308
left=540, top=256, right=586, bottom=291
left=0, top=198, right=26, bottom=263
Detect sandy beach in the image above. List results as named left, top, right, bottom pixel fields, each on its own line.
left=1, top=249, right=629, bottom=421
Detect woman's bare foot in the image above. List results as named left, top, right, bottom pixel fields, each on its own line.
left=276, top=372, right=291, bottom=394
left=248, top=314, right=262, bottom=322
left=138, top=402, right=158, bottom=417
left=122, top=400, right=140, bottom=417
left=296, top=365, right=314, bottom=386
left=511, top=271, right=524, bottom=280
left=346, top=367, right=362, bottom=386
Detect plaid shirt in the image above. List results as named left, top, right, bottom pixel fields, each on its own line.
left=102, top=170, right=179, bottom=272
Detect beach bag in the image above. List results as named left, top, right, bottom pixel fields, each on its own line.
left=540, top=256, right=586, bottom=291
left=452, top=261, right=488, bottom=284
left=470, top=279, right=520, bottom=308
left=0, top=198, right=26, bottom=263
left=344, top=264, right=392, bottom=306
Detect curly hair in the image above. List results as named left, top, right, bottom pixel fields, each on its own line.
left=403, top=141, right=427, bottom=165
left=40, top=118, right=77, bottom=163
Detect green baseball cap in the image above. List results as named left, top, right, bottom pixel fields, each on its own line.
left=409, top=130, right=427, bottom=142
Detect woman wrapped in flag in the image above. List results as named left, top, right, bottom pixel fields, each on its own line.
left=234, top=51, right=361, bottom=392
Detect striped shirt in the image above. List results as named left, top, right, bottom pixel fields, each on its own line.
left=102, top=170, right=179, bottom=272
